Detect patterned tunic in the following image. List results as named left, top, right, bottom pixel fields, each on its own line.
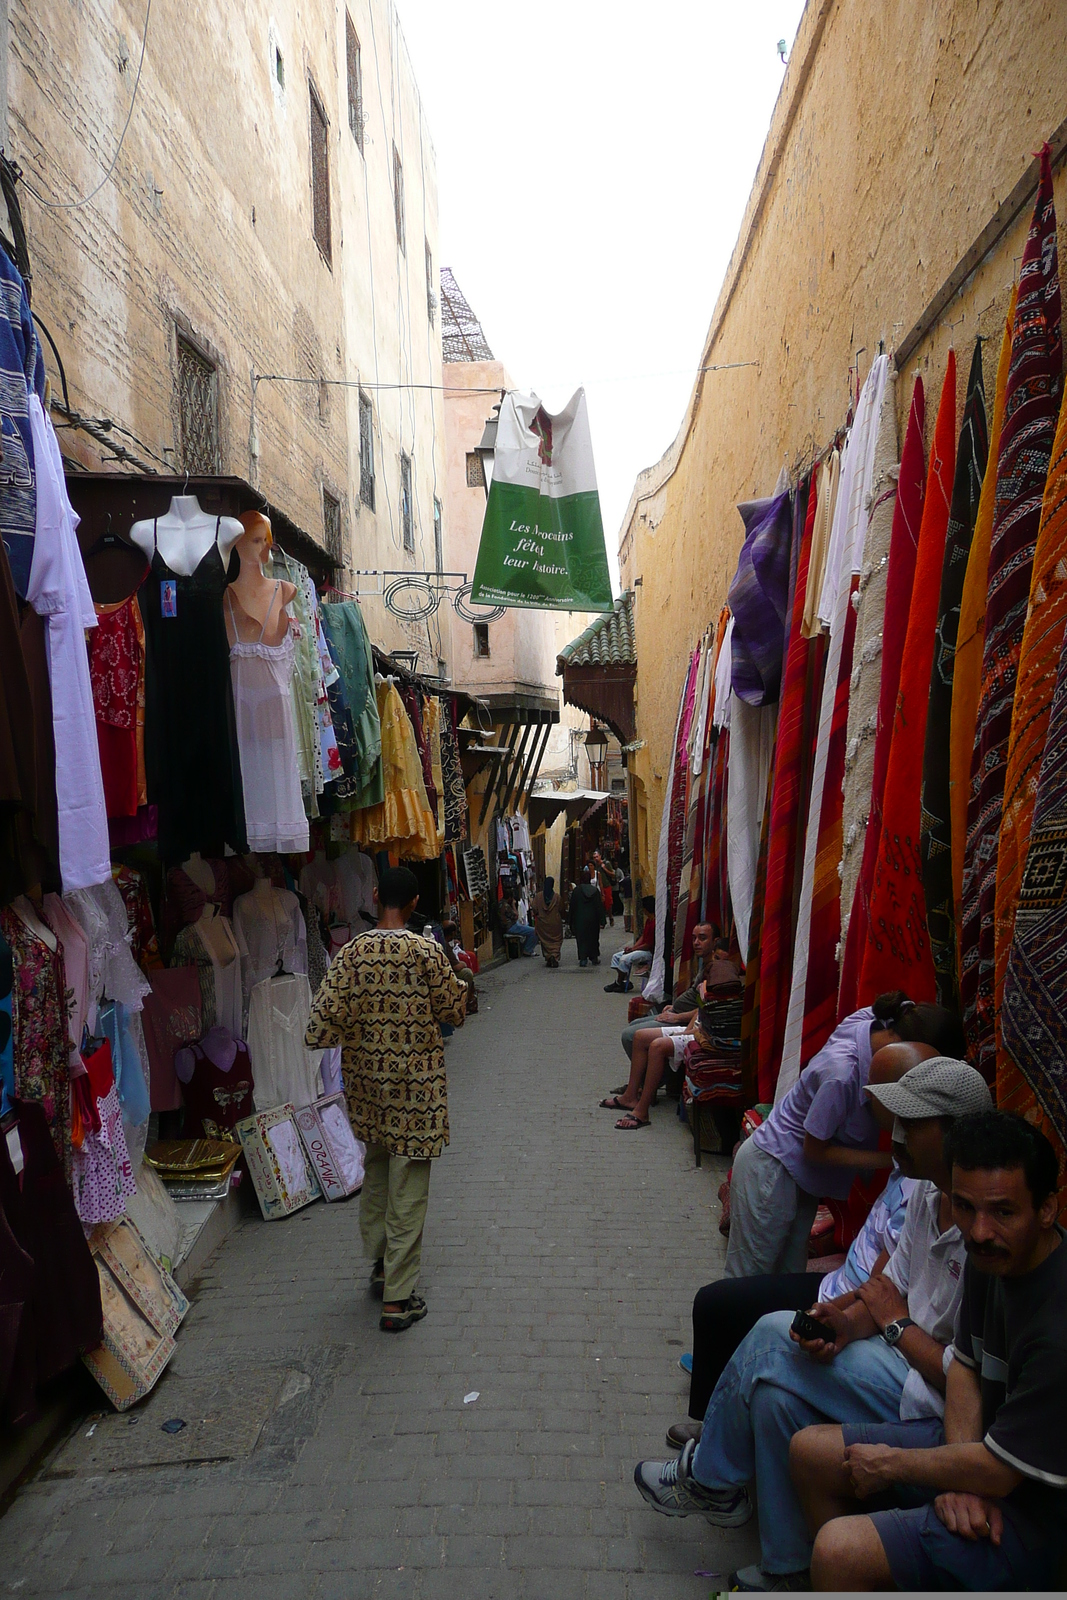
left=304, top=929, right=468, bottom=1158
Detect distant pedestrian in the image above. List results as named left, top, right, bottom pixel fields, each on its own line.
left=594, top=852, right=616, bottom=927
left=305, top=866, right=470, bottom=1332
left=530, top=877, right=564, bottom=967
left=569, top=867, right=607, bottom=967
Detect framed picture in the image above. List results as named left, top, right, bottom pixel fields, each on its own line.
left=295, top=1094, right=365, bottom=1201
left=236, top=1105, right=320, bottom=1220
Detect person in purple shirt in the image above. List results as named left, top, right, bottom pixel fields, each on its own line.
left=725, top=993, right=966, bottom=1279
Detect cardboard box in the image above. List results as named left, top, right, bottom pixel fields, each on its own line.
left=236, top=1105, right=320, bottom=1220
left=295, top=1095, right=364, bottom=1201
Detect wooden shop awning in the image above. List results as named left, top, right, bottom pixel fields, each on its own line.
left=556, top=593, right=636, bottom=745
left=526, top=788, right=611, bottom=833
left=65, top=472, right=339, bottom=588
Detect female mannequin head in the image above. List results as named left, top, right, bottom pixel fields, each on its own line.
left=237, top=510, right=273, bottom=574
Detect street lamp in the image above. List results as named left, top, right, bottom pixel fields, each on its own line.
left=476, top=395, right=503, bottom=500
left=585, top=723, right=608, bottom=787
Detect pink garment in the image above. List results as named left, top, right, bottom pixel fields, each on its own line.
left=71, top=1083, right=136, bottom=1227
left=175, top=1023, right=240, bottom=1083
left=42, top=893, right=90, bottom=1056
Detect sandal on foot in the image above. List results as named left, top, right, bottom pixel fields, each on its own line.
left=369, top=1258, right=385, bottom=1300
left=379, top=1292, right=428, bottom=1333
left=615, top=1113, right=651, bottom=1130
left=599, top=1095, right=633, bottom=1110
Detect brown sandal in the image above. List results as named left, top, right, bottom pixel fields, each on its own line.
left=379, top=1292, right=428, bottom=1333
left=615, top=1114, right=650, bottom=1130
left=599, top=1095, right=632, bottom=1110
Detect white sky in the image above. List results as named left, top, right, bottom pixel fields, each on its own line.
left=395, top=0, right=808, bottom=577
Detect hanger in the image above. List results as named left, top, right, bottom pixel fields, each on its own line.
left=86, top=512, right=139, bottom=558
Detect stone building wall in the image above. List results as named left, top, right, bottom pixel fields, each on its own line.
left=10, top=0, right=444, bottom=658
left=619, top=0, right=1067, bottom=889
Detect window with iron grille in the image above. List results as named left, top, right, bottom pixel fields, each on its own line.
left=433, top=496, right=443, bottom=574
left=176, top=334, right=219, bottom=474
left=309, top=83, right=331, bottom=264
left=359, top=389, right=375, bottom=510
left=425, top=239, right=435, bottom=326
left=393, top=145, right=405, bottom=254
left=345, top=13, right=363, bottom=152
left=323, top=488, right=342, bottom=564
left=400, top=452, right=414, bottom=551
left=465, top=451, right=485, bottom=489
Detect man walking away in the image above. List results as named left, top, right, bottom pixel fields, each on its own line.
left=305, top=866, right=469, bottom=1333
left=569, top=867, right=607, bottom=967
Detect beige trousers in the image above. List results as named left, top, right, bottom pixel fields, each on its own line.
left=359, top=1142, right=432, bottom=1302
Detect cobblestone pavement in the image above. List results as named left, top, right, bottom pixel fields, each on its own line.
left=0, top=927, right=760, bottom=1597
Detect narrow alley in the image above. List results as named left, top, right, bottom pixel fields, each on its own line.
left=0, top=930, right=759, bottom=1598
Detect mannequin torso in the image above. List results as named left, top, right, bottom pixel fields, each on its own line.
left=130, top=496, right=243, bottom=578
left=225, top=515, right=295, bottom=648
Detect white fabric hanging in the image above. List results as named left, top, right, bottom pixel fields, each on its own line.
left=726, top=695, right=777, bottom=967
left=688, top=640, right=715, bottom=778
left=642, top=672, right=690, bottom=1002
left=776, top=353, right=890, bottom=1103
left=233, top=886, right=309, bottom=1016
left=26, top=397, right=110, bottom=892
left=247, top=972, right=322, bottom=1110
left=711, top=616, right=736, bottom=732
left=226, top=588, right=310, bottom=854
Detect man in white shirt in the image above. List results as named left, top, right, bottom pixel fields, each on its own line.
left=633, top=1059, right=992, bottom=1591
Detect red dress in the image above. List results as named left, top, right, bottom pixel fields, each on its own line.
left=89, top=596, right=142, bottom=819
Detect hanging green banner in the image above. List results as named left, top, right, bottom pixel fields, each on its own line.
left=471, top=388, right=614, bottom=612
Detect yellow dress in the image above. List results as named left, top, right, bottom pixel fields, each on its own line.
left=423, top=696, right=446, bottom=837
left=350, top=682, right=440, bottom=858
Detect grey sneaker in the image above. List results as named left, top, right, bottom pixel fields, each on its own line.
left=728, top=1565, right=811, bottom=1592
left=633, top=1438, right=752, bottom=1525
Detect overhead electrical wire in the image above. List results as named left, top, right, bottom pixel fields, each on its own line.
left=29, top=0, right=152, bottom=211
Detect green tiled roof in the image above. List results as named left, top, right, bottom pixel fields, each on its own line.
left=556, top=593, right=635, bottom=670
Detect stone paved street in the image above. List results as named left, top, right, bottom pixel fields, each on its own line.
left=0, top=928, right=760, bottom=1597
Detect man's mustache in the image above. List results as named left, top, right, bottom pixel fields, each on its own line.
left=965, top=1239, right=1011, bottom=1257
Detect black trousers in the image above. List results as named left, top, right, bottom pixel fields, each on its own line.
left=687, top=1271, right=826, bottom=1420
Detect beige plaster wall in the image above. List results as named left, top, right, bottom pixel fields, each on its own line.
left=12, top=0, right=444, bottom=660
left=619, top=0, right=1067, bottom=889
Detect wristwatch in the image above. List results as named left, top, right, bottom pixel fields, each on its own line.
left=882, top=1317, right=916, bottom=1347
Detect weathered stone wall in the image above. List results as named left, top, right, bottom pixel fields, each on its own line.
left=11, top=0, right=444, bottom=658
left=619, top=0, right=1067, bottom=889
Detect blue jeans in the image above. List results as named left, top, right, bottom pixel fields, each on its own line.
left=610, top=948, right=652, bottom=979
left=690, top=1310, right=911, bottom=1574
left=507, top=921, right=538, bottom=956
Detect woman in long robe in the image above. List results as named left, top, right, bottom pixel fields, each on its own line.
left=568, top=870, right=607, bottom=967
left=529, top=877, right=564, bottom=967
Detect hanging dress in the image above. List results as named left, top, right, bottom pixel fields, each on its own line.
left=0, top=905, right=72, bottom=1178
left=226, top=586, right=310, bottom=854
left=139, top=518, right=247, bottom=862
left=349, top=682, right=439, bottom=858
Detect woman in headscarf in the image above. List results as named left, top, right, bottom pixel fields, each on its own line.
left=529, top=877, right=564, bottom=968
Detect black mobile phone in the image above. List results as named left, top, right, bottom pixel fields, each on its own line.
left=791, top=1308, right=831, bottom=1343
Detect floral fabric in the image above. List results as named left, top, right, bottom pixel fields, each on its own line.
left=0, top=906, right=72, bottom=1178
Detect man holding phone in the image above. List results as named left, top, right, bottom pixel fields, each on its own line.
left=633, top=1058, right=991, bottom=1591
